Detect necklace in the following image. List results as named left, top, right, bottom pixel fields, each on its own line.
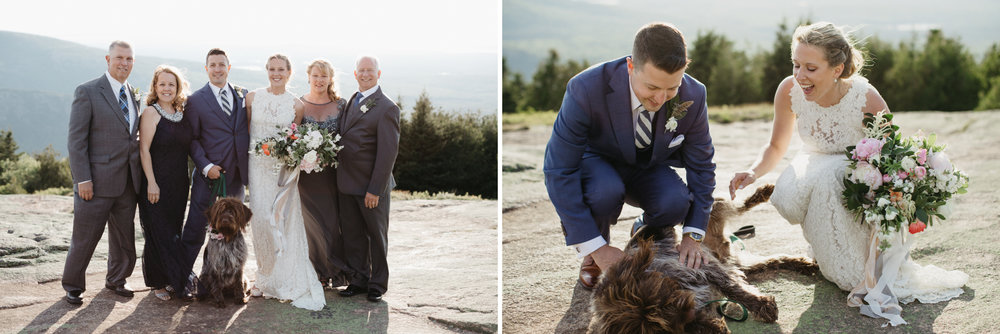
left=154, top=103, right=183, bottom=122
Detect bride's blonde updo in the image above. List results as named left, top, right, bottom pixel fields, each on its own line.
left=792, top=22, right=865, bottom=79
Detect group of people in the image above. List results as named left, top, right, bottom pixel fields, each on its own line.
left=63, top=41, right=401, bottom=311
left=545, top=21, right=968, bottom=324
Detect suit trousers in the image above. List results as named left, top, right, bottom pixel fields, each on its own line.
left=181, top=170, right=245, bottom=272
left=62, top=174, right=138, bottom=292
left=339, top=192, right=390, bottom=294
left=580, top=153, right=692, bottom=243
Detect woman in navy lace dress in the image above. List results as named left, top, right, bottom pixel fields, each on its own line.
left=298, top=59, right=350, bottom=288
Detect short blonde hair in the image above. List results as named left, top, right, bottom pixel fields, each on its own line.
left=792, top=22, right=865, bottom=78
left=145, top=65, right=189, bottom=111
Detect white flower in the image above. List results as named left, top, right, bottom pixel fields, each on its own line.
left=300, top=150, right=319, bottom=173
left=305, top=130, right=323, bottom=149
left=877, top=197, right=891, bottom=207
left=361, top=105, right=369, bottom=113
left=901, top=156, right=917, bottom=171
left=665, top=117, right=678, bottom=132
left=928, top=152, right=953, bottom=171
left=884, top=207, right=898, bottom=221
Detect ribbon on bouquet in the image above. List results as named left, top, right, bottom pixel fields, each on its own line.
left=269, top=166, right=299, bottom=258
left=847, top=228, right=914, bottom=327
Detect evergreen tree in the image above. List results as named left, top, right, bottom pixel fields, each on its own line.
left=0, top=130, right=19, bottom=177
left=26, top=145, right=71, bottom=193
left=977, top=43, right=1000, bottom=110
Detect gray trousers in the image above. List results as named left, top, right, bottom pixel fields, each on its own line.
left=62, top=176, right=137, bottom=292
left=339, top=192, right=390, bottom=294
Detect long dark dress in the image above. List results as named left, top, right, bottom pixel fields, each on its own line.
left=138, top=104, right=194, bottom=293
left=299, top=97, right=350, bottom=287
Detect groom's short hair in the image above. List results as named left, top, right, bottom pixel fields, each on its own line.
left=206, top=48, right=229, bottom=64
left=632, top=23, right=690, bottom=74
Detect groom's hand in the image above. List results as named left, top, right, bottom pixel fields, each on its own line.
left=365, top=192, right=380, bottom=209
left=677, top=238, right=704, bottom=269
left=207, top=165, right=223, bottom=180
left=591, top=244, right=625, bottom=272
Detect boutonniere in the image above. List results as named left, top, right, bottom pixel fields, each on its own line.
left=360, top=97, right=377, bottom=113
left=130, top=86, right=141, bottom=101
left=233, top=85, right=245, bottom=99
left=665, top=99, right=694, bottom=133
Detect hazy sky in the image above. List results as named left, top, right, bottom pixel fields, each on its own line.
left=1, top=0, right=499, bottom=63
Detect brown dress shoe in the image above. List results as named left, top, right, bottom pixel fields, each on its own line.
left=578, top=255, right=602, bottom=290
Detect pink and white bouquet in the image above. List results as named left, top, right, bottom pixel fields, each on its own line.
left=842, top=111, right=969, bottom=250
left=251, top=122, right=343, bottom=174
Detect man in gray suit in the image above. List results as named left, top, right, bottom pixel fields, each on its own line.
left=64, top=41, right=143, bottom=305
left=336, top=56, right=400, bottom=302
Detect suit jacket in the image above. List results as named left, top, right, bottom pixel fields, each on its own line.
left=187, top=83, right=250, bottom=186
left=337, top=87, right=400, bottom=196
left=67, top=75, right=142, bottom=197
left=543, top=56, right=716, bottom=245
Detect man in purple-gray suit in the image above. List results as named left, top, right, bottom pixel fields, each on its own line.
left=181, top=48, right=250, bottom=292
left=336, top=56, right=400, bottom=303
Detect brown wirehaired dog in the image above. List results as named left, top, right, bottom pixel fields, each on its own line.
left=590, top=185, right=817, bottom=333
left=199, top=197, right=253, bottom=308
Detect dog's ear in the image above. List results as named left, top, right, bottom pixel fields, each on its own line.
left=241, top=203, right=253, bottom=223
left=206, top=200, right=221, bottom=230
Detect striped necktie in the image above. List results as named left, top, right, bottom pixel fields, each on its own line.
left=118, top=86, right=130, bottom=129
left=220, top=88, right=232, bottom=115
left=635, top=106, right=653, bottom=149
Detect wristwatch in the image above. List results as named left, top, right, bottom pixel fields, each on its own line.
left=684, top=232, right=704, bottom=243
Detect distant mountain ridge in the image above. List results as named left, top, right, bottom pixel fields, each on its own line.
left=0, top=30, right=497, bottom=156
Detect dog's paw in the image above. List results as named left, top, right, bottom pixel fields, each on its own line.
left=751, top=295, right=778, bottom=323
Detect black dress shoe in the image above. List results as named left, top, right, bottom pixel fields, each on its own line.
left=367, top=291, right=382, bottom=302
left=105, top=284, right=134, bottom=297
left=338, top=285, right=368, bottom=297
left=65, top=290, right=83, bottom=305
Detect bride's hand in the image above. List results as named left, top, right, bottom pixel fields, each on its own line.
left=728, top=171, right=756, bottom=200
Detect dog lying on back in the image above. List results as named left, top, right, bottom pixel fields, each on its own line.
left=199, top=197, right=253, bottom=308
left=590, top=185, right=817, bottom=333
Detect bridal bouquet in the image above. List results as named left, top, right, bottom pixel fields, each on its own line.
left=251, top=122, right=343, bottom=173
left=842, top=111, right=969, bottom=250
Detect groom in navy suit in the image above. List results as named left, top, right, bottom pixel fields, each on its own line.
left=543, top=23, right=716, bottom=289
left=182, top=48, right=250, bottom=283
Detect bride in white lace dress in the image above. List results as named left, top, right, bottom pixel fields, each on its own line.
left=729, top=22, right=967, bottom=326
left=244, top=54, right=325, bottom=311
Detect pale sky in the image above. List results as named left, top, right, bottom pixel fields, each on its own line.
left=1, top=0, right=499, bottom=62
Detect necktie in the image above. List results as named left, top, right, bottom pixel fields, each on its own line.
left=220, top=88, right=232, bottom=115
left=355, top=93, right=363, bottom=107
left=118, top=86, right=130, bottom=128
left=635, top=107, right=653, bottom=149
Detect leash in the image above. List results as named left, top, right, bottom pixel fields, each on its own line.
left=210, top=173, right=227, bottom=200
left=703, top=299, right=749, bottom=322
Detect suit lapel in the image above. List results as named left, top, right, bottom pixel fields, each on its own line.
left=199, top=83, right=233, bottom=130
left=127, top=83, right=141, bottom=136
left=98, top=76, right=130, bottom=132
left=606, top=67, right=636, bottom=164
left=232, top=86, right=245, bottom=130
left=344, top=89, right=376, bottom=132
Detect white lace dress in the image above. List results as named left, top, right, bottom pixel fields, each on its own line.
left=248, top=88, right=326, bottom=311
left=771, top=77, right=967, bottom=325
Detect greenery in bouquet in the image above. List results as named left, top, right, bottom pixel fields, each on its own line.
left=842, top=111, right=969, bottom=251
left=251, top=122, right=343, bottom=174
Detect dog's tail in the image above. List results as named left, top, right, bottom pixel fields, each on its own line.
left=738, top=184, right=774, bottom=214
left=741, top=256, right=818, bottom=281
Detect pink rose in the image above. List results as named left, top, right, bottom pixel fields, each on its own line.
left=915, top=149, right=928, bottom=165
left=913, top=166, right=927, bottom=179
left=928, top=152, right=953, bottom=171
left=897, top=171, right=908, bottom=180
left=882, top=174, right=892, bottom=183
left=908, top=219, right=926, bottom=234
left=852, top=138, right=884, bottom=161
left=290, top=122, right=298, bottom=131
